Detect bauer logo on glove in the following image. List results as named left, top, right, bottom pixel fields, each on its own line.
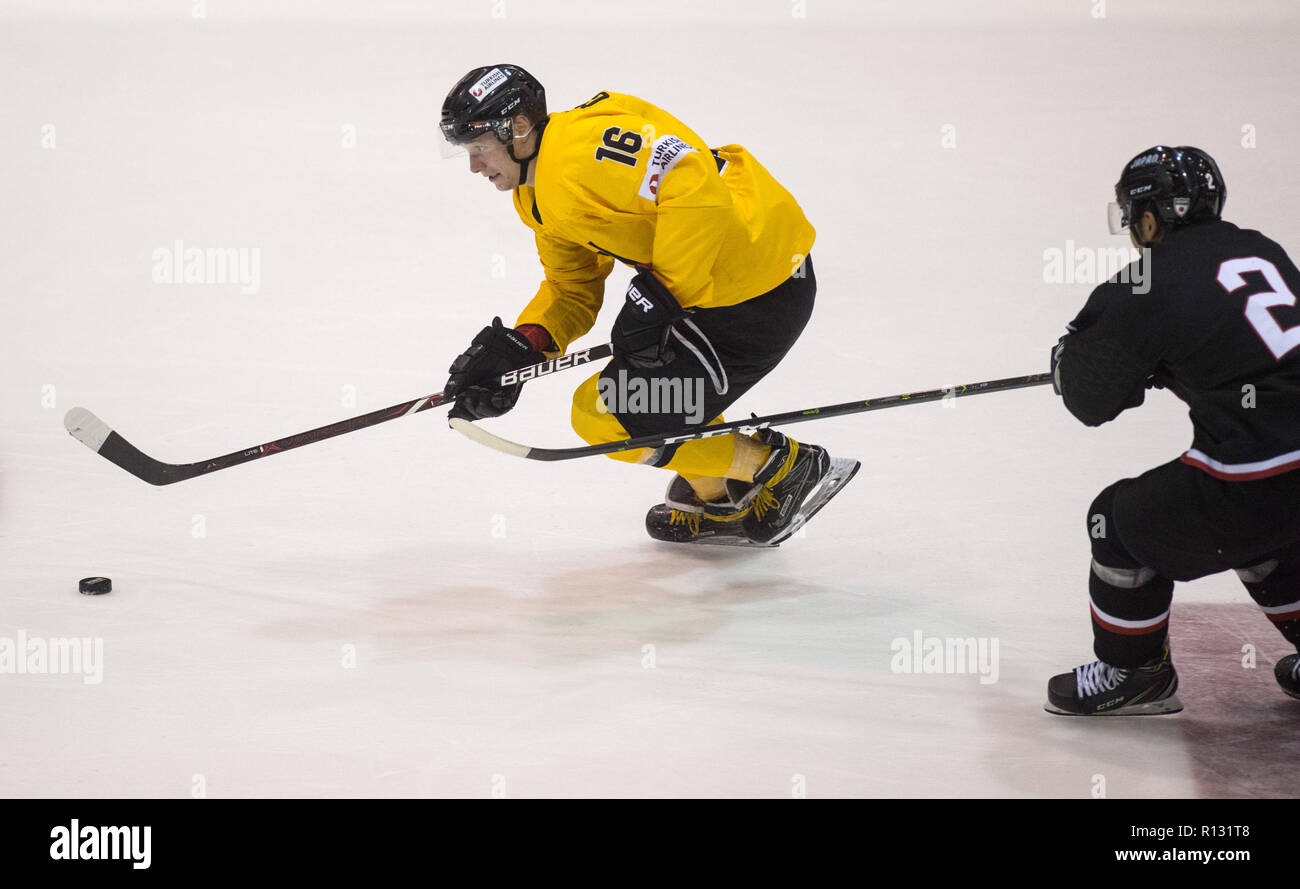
left=627, top=283, right=655, bottom=314
left=612, top=272, right=685, bottom=368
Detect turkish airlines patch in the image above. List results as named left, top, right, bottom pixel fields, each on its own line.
left=469, top=68, right=509, bottom=102
left=638, top=134, right=697, bottom=202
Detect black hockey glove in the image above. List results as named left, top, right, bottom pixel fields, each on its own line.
left=612, top=271, right=686, bottom=369
left=1049, top=335, right=1067, bottom=396
left=1051, top=332, right=1148, bottom=420
left=444, top=317, right=544, bottom=421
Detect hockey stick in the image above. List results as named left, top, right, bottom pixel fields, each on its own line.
left=64, top=343, right=613, bottom=485
left=450, top=372, right=1054, bottom=461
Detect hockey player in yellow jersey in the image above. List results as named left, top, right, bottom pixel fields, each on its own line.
left=439, top=64, right=859, bottom=545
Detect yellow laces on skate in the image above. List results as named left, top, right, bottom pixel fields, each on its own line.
left=751, top=439, right=800, bottom=521
left=669, top=510, right=702, bottom=535
left=750, top=486, right=780, bottom=520
left=669, top=502, right=751, bottom=534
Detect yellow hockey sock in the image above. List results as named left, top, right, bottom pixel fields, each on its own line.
left=682, top=474, right=728, bottom=502
left=663, top=431, right=771, bottom=481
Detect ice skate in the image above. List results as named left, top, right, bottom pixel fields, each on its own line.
left=1275, top=653, right=1300, bottom=701
left=1044, top=644, right=1183, bottom=715
left=645, top=475, right=766, bottom=546
left=742, top=428, right=860, bottom=546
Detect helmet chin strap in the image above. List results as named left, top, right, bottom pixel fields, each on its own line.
left=507, top=119, right=547, bottom=184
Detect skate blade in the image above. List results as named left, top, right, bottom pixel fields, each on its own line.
left=1043, top=694, right=1184, bottom=716
left=649, top=527, right=779, bottom=548
left=762, top=457, right=861, bottom=546
left=685, top=535, right=778, bottom=549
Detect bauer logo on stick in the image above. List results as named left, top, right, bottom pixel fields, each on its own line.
left=499, top=348, right=596, bottom=386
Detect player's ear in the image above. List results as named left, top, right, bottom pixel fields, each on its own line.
left=513, top=114, right=535, bottom=140
left=1144, top=210, right=1166, bottom=244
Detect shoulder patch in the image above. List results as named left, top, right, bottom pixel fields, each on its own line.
left=638, top=134, right=697, bottom=202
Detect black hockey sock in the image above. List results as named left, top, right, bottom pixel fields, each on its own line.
left=1086, top=484, right=1175, bottom=667
left=1237, top=555, right=1300, bottom=649
left=1088, top=562, right=1175, bottom=668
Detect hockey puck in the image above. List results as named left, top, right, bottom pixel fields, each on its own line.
left=78, top=577, right=112, bottom=596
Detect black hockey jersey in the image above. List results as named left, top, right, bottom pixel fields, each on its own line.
left=1059, top=220, right=1300, bottom=480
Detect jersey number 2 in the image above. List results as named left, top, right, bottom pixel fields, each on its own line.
left=1217, top=256, right=1300, bottom=360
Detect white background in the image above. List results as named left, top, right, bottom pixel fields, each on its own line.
left=2, top=0, right=1298, bottom=797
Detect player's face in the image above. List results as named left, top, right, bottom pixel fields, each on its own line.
left=465, top=135, right=519, bottom=191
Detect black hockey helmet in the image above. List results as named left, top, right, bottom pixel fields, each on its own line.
left=1109, top=145, right=1226, bottom=235
left=440, top=64, right=547, bottom=156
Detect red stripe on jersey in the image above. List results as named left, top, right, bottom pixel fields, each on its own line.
left=1090, top=604, right=1169, bottom=636
left=1180, top=452, right=1300, bottom=481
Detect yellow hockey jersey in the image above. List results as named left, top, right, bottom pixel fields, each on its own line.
left=512, top=91, right=816, bottom=354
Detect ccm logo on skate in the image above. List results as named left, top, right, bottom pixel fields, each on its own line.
left=499, top=349, right=596, bottom=385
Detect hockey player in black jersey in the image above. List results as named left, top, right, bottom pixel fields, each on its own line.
left=1046, top=145, right=1300, bottom=715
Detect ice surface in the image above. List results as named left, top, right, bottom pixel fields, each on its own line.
left=3, top=1, right=1299, bottom=797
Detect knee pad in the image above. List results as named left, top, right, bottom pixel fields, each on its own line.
left=1235, top=560, right=1279, bottom=584
left=1236, top=553, right=1300, bottom=645
left=1091, top=560, right=1158, bottom=588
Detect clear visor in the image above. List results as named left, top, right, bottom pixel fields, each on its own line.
left=1107, top=201, right=1128, bottom=235
left=438, top=118, right=535, bottom=160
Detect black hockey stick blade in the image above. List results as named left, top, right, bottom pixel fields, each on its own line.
left=64, top=408, right=190, bottom=485
left=65, top=343, right=613, bottom=485
left=450, top=372, right=1054, bottom=462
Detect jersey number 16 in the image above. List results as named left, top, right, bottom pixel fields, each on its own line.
left=594, top=127, right=642, bottom=167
